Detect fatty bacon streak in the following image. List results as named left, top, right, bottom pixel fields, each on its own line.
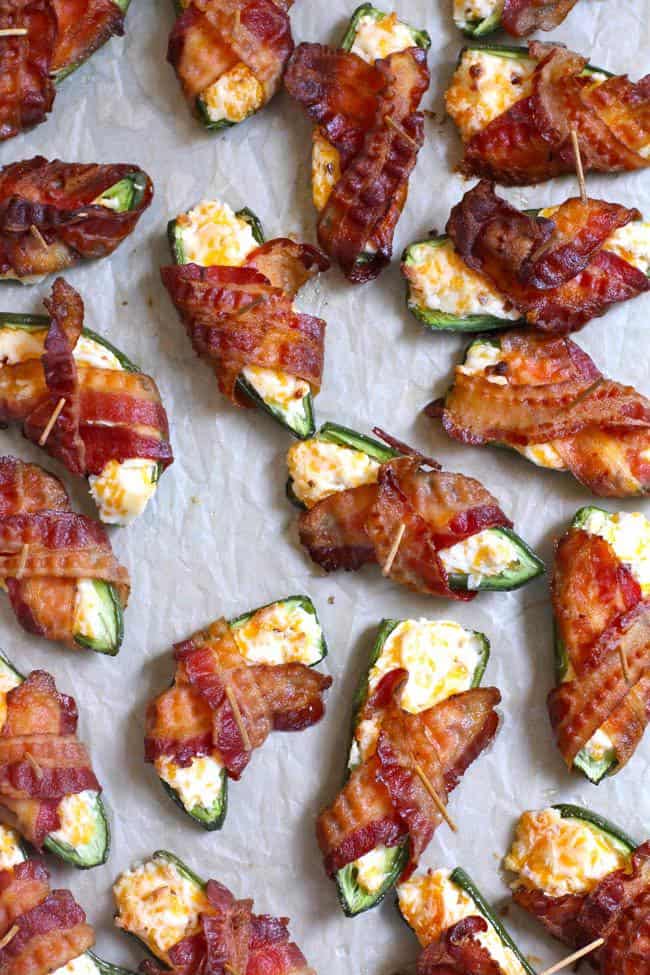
left=0, top=455, right=130, bottom=644
left=434, top=330, right=650, bottom=497
left=0, top=278, right=173, bottom=478
left=550, top=526, right=650, bottom=772
left=0, top=157, right=153, bottom=279
left=0, top=670, right=101, bottom=848
left=298, top=454, right=512, bottom=601
left=0, top=0, right=125, bottom=140
left=416, top=917, right=504, bottom=975
left=144, top=616, right=332, bottom=780
left=458, top=44, right=650, bottom=184
left=317, top=671, right=500, bottom=878
left=0, top=860, right=95, bottom=975
left=445, top=181, right=649, bottom=333
left=139, top=878, right=315, bottom=975
left=514, top=841, right=650, bottom=975
left=160, top=238, right=329, bottom=406
left=167, top=0, right=294, bottom=121
left=284, top=43, right=429, bottom=282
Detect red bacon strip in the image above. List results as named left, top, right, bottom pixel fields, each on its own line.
left=285, top=43, right=429, bottom=282
left=0, top=278, right=173, bottom=478
left=167, top=0, right=293, bottom=121
left=417, top=917, right=504, bottom=975
left=435, top=330, right=650, bottom=498
left=501, top=0, right=579, bottom=37
left=145, top=614, right=331, bottom=783
left=298, top=455, right=511, bottom=601
left=160, top=239, right=328, bottom=408
left=317, top=681, right=500, bottom=878
left=0, top=157, right=152, bottom=277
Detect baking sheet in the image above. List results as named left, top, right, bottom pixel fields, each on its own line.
left=1, top=0, right=650, bottom=971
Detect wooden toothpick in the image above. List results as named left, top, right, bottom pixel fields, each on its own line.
left=0, top=925, right=19, bottom=950
left=0, top=27, right=27, bottom=37
left=25, top=751, right=43, bottom=780
left=414, top=763, right=458, bottom=833
left=226, top=686, right=252, bottom=752
left=570, top=128, right=587, bottom=206
left=30, top=224, right=48, bottom=250
left=382, top=523, right=405, bottom=577
left=539, top=938, right=605, bottom=975
left=619, top=646, right=631, bottom=685
left=38, top=397, right=66, bottom=446
left=15, top=543, right=29, bottom=580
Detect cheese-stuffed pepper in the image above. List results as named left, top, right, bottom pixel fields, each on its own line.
left=446, top=44, right=650, bottom=185
left=113, top=851, right=316, bottom=974
left=0, top=0, right=130, bottom=140
left=505, top=804, right=648, bottom=972
left=403, top=181, right=649, bottom=334
left=288, top=423, right=543, bottom=598
left=0, top=158, right=152, bottom=283
left=0, top=656, right=109, bottom=867
left=0, top=279, right=173, bottom=524
left=164, top=200, right=328, bottom=438
left=0, top=456, right=129, bottom=653
left=145, top=597, right=331, bottom=830
left=398, top=867, right=536, bottom=974
left=284, top=4, right=430, bottom=283
left=327, top=616, right=492, bottom=916
left=167, top=0, right=294, bottom=130
left=550, top=508, right=650, bottom=782
left=431, top=332, right=650, bottom=498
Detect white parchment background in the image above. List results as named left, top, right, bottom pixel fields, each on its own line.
left=1, top=0, right=649, bottom=971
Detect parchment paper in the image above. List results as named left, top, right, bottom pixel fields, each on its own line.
left=1, top=1, right=649, bottom=971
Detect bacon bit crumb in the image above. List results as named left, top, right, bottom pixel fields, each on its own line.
left=327, top=595, right=335, bottom=604
left=469, top=63, right=482, bottom=79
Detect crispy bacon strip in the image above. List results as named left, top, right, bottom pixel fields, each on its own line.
left=0, top=670, right=101, bottom=847
left=160, top=239, right=328, bottom=407
left=458, top=44, right=650, bottom=184
left=0, top=860, right=95, bottom=975
left=0, top=456, right=129, bottom=645
left=317, top=680, right=500, bottom=877
left=167, top=0, right=293, bottom=118
left=435, top=330, right=650, bottom=497
left=501, top=0, right=579, bottom=37
left=285, top=43, right=429, bottom=283
left=549, top=526, right=650, bottom=771
left=298, top=456, right=511, bottom=601
left=0, top=157, right=152, bottom=277
left=446, top=182, right=648, bottom=333
left=0, top=279, right=173, bottom=478
left=514, top=841, right=650, bottom=974
left=417, top=916, right=504, bottom=975
left=145, top=615, right=331, bottom=782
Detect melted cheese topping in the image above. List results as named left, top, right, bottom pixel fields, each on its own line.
left=579, top=508, right=650, bottom=594
left=349, top=13, right=418, bottom=61
left=74, top=335, right=123, bottom=370
left=114, top=859, right=211, bottom=959
left=353, top=846, right=394, bottom=893
left=0, top=824, right=25, bottom=869
left=0, top=665, right=21, bottom=730
left=312, top=128, right=342, bottom=212
left=446, top=50, right=536, bottom=142
left=504, top=808, right=630, bottom=897
left=201, top=63, right=265, bottom=124
left=55, top=956, right=100, bottom=975
left=398, top=870, right=528, bottom=975
left=49, top=790, right=100, bottom=850
left=88, top=458, right=158, bottom=526
left=581, top=726, right=615, bottom=764
left=241, top=365, right=310, bottom=417
left=0, top=326, right=48, bottom=364
left=156, top=754, right=224, bottom=811
left=287, top=438, right=381, bottom=508
left=176, top=200, right=257, bottom=267
left=438, top=529, right=520, bottom=589
left=603, top=220, right=650, bottom=275
left=232, top=601, right=323, bottom=665
left=453, top=0, right=502, bottom=29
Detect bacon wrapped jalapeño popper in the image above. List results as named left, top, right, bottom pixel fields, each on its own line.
left=163, top=200, right=328, bottom=438
left=0, top=657, right=109, bottom=868
left=145, top=597, right=331, bottom=830
left=288, top=423, right=544, bottom=598
left=0, top=457, right=130, bottom=653
left=398, top=867, right=536, bottom=975
left=284, top=4, right=430, bottom=284
left=0, top=0, right=130, bottom=140
left=0, top=829, right=135, bottom=975
left=505, top=805, right=647, bottom=972
left=325, top=616, right=492, bottom=916
left=431, top=332, right=650, bottom=498
left=551, top=509, right=650, bottom=783
left=446, top=44, right=650, bottom=185
left=318, top=635, right=500, bottom=915
left=113, top=851, right=316, bottom=975
left=402, top=181, right=650, bottom=334
left=0, top=280, right=173, bottom=524
left=0, top=159, right=153, bottom=283
left=167, top=0, right=294, bottom=131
